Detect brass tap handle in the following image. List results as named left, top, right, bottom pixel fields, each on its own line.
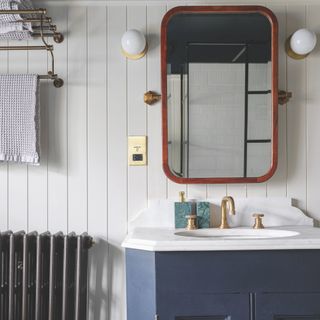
left=185, top=215, right=197, bottom=230
left=253, top=213, right=265, bottom=229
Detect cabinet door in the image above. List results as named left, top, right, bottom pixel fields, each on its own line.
left=157, top=293, right=249, bottom=320
left=256, top=293, right=320, bottom=320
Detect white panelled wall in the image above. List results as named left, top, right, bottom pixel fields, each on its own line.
left=1, top=0, right=320, bottom=318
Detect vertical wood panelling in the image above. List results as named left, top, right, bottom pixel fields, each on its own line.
left=207, top=184, right=227, bottom=199
left=187, top=185, right=207, bottom=200
left=67, top=6, right=88, bottom=232
left=147, top=4, right=168, bottom=202
left=87, top=6, right=108, bottom=240
left=267, top=4, right=288, bottom=198
left=87, top=7, right=109, bottom=320
left=0, top=48, right=8, bottom=230
left=306, top=4, right=320, bottom=220
left=107, top=6, right=127, bottom=320
left=168, top=178, right=187, bottom=199
left=127, top=6, right=148, bottom=222
left=246, top=182, right=267, bottom=197
left=47, top=6, right=68, bottom=233
left=1, top=2, right=320, bottom=319
left=27, top=39, right=49, bottom=232
left=287, top=5, right=307, bottom=211
left=227, top=184, right=247, bottom=198
left=7, top=41, right=28, bottom=230
left=166, top=2, right=188, bottom=200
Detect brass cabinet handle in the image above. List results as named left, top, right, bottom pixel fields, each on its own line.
left=252, top=213, right=265, bottom=229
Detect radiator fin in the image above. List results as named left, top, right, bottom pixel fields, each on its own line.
left=0, top=231, right=92, bottom=320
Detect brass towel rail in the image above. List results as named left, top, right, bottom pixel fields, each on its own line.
left=0, top=8, right=64, bottom=88
left=0, top=9, right=46, bottom=14
left=0, top=45, right=52, bottom=51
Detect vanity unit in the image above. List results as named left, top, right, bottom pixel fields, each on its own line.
left=124, top=226, right=320, bottom=320
left=123, top=197, right=320, bottom=320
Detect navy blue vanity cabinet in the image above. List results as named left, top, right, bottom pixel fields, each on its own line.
left=126, top=249, right=320, bottom=320
left=157, top=293, right=249, bottom=320
left=256, top=293, right=320, bottom=320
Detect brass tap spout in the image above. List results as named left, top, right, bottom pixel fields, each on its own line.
left=219, top=196, right=235, bottom=229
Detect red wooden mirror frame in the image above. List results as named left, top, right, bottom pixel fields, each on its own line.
left=161, top=6, right=278, bottom=184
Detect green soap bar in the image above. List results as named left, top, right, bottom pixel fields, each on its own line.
left=196, top=202, right=210, bottom=229
left=174, top=202, right=192, bottom=228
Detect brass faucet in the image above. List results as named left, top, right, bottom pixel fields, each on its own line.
left=219, top=196, right=236, bottom=229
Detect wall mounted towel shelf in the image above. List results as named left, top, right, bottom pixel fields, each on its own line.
left=0, top=8, right=64, bottom=88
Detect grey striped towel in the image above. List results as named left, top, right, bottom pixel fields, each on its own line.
left=0, top=74, right=40, bottom=165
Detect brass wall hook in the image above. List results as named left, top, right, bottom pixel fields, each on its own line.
left=278, top=90, right=292, bottom=105
left=144, top=91, right=161, bottom=105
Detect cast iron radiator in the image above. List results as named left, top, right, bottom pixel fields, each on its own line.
left=0, top=231, right=93, bottom=320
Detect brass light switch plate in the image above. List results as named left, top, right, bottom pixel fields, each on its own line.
left=128, top=136, right=147, bottom=166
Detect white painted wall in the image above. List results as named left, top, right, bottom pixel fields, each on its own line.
left=1, top=1, right=320, bottom=319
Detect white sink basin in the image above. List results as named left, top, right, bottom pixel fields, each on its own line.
left=175, top=228, right=300, bottom=239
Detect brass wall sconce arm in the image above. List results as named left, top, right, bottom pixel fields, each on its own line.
left=144, top=91, right=162, bottom=105
left=278, top=90, right=293, bottom=105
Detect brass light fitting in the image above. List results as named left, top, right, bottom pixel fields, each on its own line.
left=219, top=196, right=236, bottom=229
left=121, top=44, right=148, bottom=60
left=285, top=36, right=309, bottom=60
left=144, top=91, right=162, bottom=105
left=285, top=29, right=317, bottom=60
left=121, top=29, right=148, bottom=60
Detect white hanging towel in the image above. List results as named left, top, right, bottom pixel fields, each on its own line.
left=0, top=0, right=34, bottom=40
left=0, top=74, right=40, bottom=164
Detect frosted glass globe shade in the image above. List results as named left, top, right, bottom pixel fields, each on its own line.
left=290, top=28, right=317, bottom=55
left=121, top=29, right=146, bottom=56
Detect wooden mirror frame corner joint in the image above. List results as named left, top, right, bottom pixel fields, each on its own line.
left=161, top=5, right=279, bottom=185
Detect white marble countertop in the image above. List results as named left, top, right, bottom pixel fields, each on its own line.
left=122, top=226, right=320, bottom=252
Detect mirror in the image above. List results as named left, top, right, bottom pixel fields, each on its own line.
left=161, top=6, right=278, bottom=184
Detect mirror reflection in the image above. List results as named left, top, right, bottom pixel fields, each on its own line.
left=166, top=12, right=273, bottom=179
